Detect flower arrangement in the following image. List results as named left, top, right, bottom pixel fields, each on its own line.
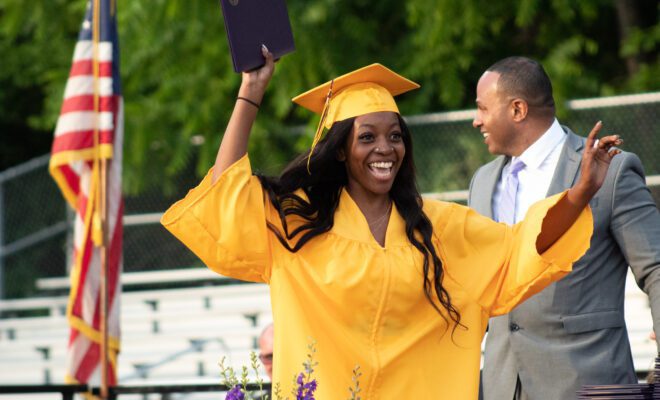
left=220, top=339, right=362, bottom=400
left=220, top=351, right=265, bottom=400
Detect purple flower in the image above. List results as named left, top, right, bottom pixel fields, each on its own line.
left=305, top=379, right=317, bottom=392
left=225, top=385, right=245, bottom=400
left=295, top=373, right=317, bottom=400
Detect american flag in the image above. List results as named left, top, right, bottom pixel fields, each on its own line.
left=49, top=0, right=123, bottom=386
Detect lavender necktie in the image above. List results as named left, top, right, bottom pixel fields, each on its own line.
left=498, top=159, right=526, bottom=224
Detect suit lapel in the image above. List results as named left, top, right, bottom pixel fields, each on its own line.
left=478, top=156, right=508, bottom=219
left=547, top=127, right=584, bottom=196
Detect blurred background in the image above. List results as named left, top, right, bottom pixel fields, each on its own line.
left=1, top=0, right=658, bottom=294
left=0, top=0, right=658, bottom=393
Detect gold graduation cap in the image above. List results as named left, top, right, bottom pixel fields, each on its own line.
left=292, top=63, right=420, bottom=171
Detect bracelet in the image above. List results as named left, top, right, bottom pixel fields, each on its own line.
left=237, top=96, right=260, bottom=109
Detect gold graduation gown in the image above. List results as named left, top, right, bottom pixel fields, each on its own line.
left=161, top=155, right=593, bottom=399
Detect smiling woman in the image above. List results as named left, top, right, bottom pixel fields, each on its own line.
left=339, top=112, right=404, bottom=244
left=342, top=112, right=404, bottom=193
left=161, top=49, right=616, bottom=399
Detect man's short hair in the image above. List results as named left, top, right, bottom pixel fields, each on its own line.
left=487, top=56, right=555, bottom=116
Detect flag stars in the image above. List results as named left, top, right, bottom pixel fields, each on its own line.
left=82, top=20, right=91, bottom=30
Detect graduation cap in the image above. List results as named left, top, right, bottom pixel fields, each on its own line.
left=292, top=63, right=420, bottom=171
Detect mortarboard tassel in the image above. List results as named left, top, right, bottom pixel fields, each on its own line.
left=306, top=79, right=334, bottom=174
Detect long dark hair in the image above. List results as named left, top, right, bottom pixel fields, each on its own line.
left=257, top=115, right=462, bottom=330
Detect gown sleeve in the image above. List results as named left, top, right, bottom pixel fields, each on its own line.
left=436, top=191, right=594, bottom=316
left=160, top=155, right=272, bottom=283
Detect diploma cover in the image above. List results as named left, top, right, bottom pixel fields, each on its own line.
left=219, top=0, right=295, bottom=72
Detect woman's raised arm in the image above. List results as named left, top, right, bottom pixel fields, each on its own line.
left=536, top=121, right=622, bottom=253
left=213, top=46, right=275, bottom=182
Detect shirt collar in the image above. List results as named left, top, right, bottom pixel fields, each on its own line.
left=515, top=118, right=565, bottom=170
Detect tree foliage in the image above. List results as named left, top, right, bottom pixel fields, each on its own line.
left=1, top=0, right=657, bottom=193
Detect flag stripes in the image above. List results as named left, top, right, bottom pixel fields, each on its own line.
left=49, top=0, right=123, bottom=387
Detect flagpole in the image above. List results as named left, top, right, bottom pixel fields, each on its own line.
left=100, top=157, right=109, bottom=400
left=91, top=0, right=109, bottom=397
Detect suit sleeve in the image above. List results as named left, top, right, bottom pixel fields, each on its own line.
left=160, top=155, right=272, bottom=283
left=610, top=153, right=660, bottom=348
left=438, top=193, right=594, bottom=317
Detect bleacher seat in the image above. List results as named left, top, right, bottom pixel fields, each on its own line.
left=0, top=267, right=655, bottom=388
left=0, top=272, right=271, bottom=386
left=625, top=269, right=656, bottom=373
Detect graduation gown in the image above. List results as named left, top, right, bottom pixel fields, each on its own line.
left=161, top=155, right=593, bottom=399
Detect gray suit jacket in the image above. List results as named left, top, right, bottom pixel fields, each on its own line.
left=469, top=126, right=660, bottom=400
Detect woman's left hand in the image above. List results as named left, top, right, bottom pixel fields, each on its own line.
left=573, top=121, right=622, bottom=202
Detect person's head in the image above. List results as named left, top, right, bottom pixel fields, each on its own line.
left=473, top=56, right=556, bottom=157
left=339, top=111, right=406, bottom=200
left=258, top=323, right=274, bottom=379
left=257, top=64, right=463, bottom=333
left=291, top=63, right=419, bottom=200
left=296, top=111, right=415, bottom=203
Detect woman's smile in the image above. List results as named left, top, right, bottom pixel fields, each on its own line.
left=367, top=160, right=395, bottom=178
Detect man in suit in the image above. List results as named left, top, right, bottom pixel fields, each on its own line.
left=469, top=56, right=660, bottom=399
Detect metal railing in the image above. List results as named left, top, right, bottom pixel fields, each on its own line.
left=0, top=91, right=658, bottom=300
left=0, top=383, right=272, bottom=400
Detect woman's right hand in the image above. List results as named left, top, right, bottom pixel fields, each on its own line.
left=238, top=45, right=275, bottom=105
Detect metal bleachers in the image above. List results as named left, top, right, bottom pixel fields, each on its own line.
left=625, top=269, right=656, bottom=374
left=0, top=267, right=656, bottom=387
left=0, top=271, right=271, bottom=386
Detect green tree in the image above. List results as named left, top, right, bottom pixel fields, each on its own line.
left=1, top=0, right=657, bottom=193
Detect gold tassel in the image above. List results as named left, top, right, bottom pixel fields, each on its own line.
left=306, top=79, right=334, bottom=174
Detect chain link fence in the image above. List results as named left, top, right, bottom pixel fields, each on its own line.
left=1, top=93, right=658, bottom=300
